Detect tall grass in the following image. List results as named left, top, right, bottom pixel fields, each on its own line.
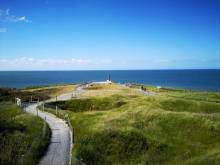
left=0, top=102, right=51, bottom=165
left=0, top=84, right=75, bottom=102
left=42, top=84, right=220, bottom=164
left=47, top=95, right=126, bottom=112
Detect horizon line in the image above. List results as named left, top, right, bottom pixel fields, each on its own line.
left=0, top=68, right=220, bottom=72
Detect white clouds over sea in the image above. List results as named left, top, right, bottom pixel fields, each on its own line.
left=0, top=57, right=113, bottom=70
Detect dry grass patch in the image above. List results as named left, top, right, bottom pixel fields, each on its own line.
left=81, top=83, right=141, bottom=97
left=22, top=84, right=76, bottom=98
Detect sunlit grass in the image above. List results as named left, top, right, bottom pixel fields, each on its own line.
left=22, top=84, right=76, bottom=98
left=80, top=83, right=141, bottom=97
left=43, top=84, right=220, bottom=165
left=0, top=102, right=51, bottom=165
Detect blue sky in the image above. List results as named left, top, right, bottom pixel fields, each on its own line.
left=0, top=0, right=219, bottom=70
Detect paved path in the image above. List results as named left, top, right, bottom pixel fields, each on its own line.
left=27, top=104, right=71, bottom=165
left=26, top=85, right=85, bottom=165
left=25, top=83, right=154, bottom=165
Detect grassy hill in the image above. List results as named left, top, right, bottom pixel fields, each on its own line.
left=43, top=83, right=220, bottom=165
left=0, top=84, right=75, bottom=102
left=0, top=102, right=51, bottom=165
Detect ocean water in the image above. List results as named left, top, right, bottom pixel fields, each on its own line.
left=0, top=70, right=220, bottom=91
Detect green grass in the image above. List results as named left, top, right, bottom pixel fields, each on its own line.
left=0, top=102, right=51, bottom=165
left=0, top=88, right=50, bottom=102
left=131, top=84, right=220, bottom=103
left=42, top=84, right=220, bottom=165
left=47, top=95, right=126, bottom=112
left=0, top=84, right=76, bottom=164
left=0, top=84, right=75, bottom=102
left=158, top=97, right=220, bottom=113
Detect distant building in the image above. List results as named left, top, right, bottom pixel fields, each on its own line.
left=91, top=80, right=112, bottom=85
left=90, top=74, right=112, bottom=85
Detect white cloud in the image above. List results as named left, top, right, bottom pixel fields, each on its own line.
left=6, top=15, right=31, bottom=23
left=0, top=8, right=31, bottom=23
left=0, top=57, right=94, bottom=70
left=0, top=57, right=123, bottom=70
left=0, top=27, right=7, bottom=32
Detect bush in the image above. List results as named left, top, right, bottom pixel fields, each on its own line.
left=75, top=129, right=148, bottom=164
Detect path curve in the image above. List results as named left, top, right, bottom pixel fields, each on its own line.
left=27, top=104, right=71, bottom=165
left=26, top=85, right=85, bottom=165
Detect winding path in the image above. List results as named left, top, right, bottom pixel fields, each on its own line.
left=26, top=86, right=85, bottom=165
left=25, top=83, right=149, bottom=165
left=27, top=104, right=71, bottom=165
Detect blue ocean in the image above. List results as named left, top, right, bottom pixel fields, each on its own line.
left=0, top=70, right=220, bottom=91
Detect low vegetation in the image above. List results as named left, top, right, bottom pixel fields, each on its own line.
left=22, top=84, right=76, bottom=98
left=47, top=95, right=126, bottom=112
left=44, top=84, right=220, bottom=165
left=0, top=102, right=51, bottom=165
left=0, top=85, right=73, bottom=164
left=80, top=83, right=141, bottom=97
left=131, top=84, right=220, bottom=103
left=0, top=84, right=75, bottom=102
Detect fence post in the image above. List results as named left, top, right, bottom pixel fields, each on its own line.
left=68, top=116, right=74, bottom=143
left=43, top=102, right=45, bottom=112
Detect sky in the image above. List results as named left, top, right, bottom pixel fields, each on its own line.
left=0, top=0, right=219, bottom=70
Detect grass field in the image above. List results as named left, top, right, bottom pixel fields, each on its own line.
left=0, top=84, right=75, bottom=102
left=22, top=84, right=76, bottom=98
left=0, top=84, right=77, bottom=164
left=0, top=102, right=51, bottom=165
left=43, top=83, right=220, bottom=165
left=130, top=84, right=220, bottom=103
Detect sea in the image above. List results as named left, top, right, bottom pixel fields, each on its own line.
left=0, top=70, right=220, bottom=91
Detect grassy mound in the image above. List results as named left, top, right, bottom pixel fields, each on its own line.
left=0, top=102, right=51, bottom=165
left=47, top=95, right=126, bottom=112
left=159, top=98, right=220, bottom=113
left=42, top=84, right=220, bottom=164
left=75, top=129, right=149, bottom=164
left=0, top=84, right=75, bottom=102
left=72, top=95, right=220, bottom=164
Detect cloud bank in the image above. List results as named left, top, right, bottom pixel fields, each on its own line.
left=0, top=57, right=112, bottom=70
left=0, top=56, right=219, bottom=70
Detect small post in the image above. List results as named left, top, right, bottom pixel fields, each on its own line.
left=31, top=95, right=32, bottom=103
left=43, top=102, right=45, bottom=112
left=56, top=105, right=58, bottom=115
left=56, top=96, right=57, bottom=102
left=36, top=98, right=39, bottom=116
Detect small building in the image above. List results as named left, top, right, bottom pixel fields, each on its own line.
left=90, top=80, right=112, bottom=85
